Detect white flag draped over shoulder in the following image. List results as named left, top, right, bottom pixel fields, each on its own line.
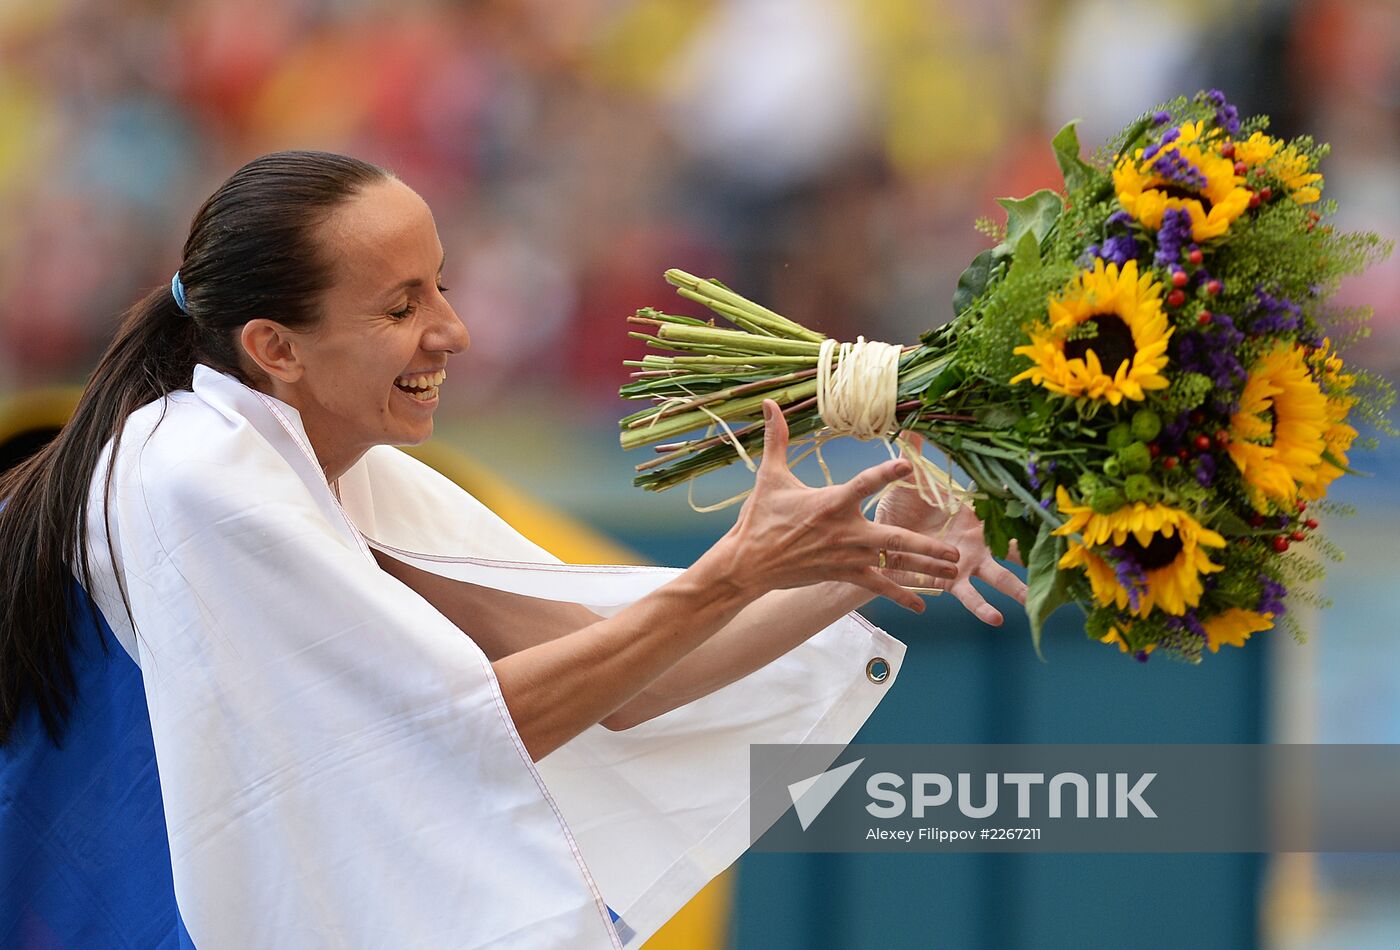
left=81, top=364, right=904, bottom=949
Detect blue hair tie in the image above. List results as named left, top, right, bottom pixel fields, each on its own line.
left=171, top=271, right=189, bottom=313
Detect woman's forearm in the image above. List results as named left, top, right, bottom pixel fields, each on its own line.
left=604, top=580, right=876, bottom=729
left=489, top=542, right=756, bottom=760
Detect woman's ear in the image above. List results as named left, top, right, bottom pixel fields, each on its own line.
left=240, top=319, right=305, bottom=384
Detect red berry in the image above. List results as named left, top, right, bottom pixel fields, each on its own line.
left=1305, top=518, right=1318, bottom=530
left=1273, top=536, right=1291, bottom=553
left=1260, top=187, right=1273, bottom=201
left=1249, top=192, right=1261, bottom=208
left=1221, top=142, right=1235, bottom=159
left=1148, top=442, right=1161, bottom=458
left=1194, top=434, right=1212, bottom=451
left=1198, top=311, right=1213, bottom=325
left=1172, top=270, right=1188, bottom=288
left=1191, top=411, right=1205, bottom=425
left=1249, top=514, right=1266, bottom=527
left=1177, top=448, right=1189, bottom=460
left=1206, top=279, right=1223, bottom=296
left=1167, top=289, right=1186, bottom=307
left=1162, top=456, right=1178, bottom=470
left=1214, top=429, right=1229, bottom=446
left=1290, top=530, right=1307, bottom=542
left=1188, top=248, right=1204, bottom=265
left=1234, top=160, right=1248, bottom=176
left=1296, top=499, right=1307, bottom=511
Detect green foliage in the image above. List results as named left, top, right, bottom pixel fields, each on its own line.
left=1158, top=372, right=1213, bottom=414
left=1026, top=521, right=1072, bottom=656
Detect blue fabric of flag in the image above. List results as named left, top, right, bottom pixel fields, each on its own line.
left=1, top=584, right=193, bottom=949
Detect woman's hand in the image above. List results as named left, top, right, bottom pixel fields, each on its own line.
left=711, top=400, right=962, bottom=614
left=874, top=433, right=1028, bottom=625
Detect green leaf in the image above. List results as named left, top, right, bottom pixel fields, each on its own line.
left=977, top=404, right=1022, bottom=430
left=1211, top=507, right=1254, bottom=537
left=920, top=362, right=967, bottom=405
left=1008, top=228, right=1042, bottom=278
left=953, top=249, right=995, bottom=315
left=976, top=496, right=1012, bottom=561
left=1026, top=521, right=1072, bottom=659
left=1051, top=120, right=1095, bottom=193
left=996, top=189, right=1063, bottom=253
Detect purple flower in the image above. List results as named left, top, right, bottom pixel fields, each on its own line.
left=1193, top=453, right=1216, bottom=487
left=1250, top=288, right=1302, bottom=335
left=1165, top=611, right=1209, bottom=639
left=1258, top=575, right=1288, bottom=618
left=1177, top=313, right=1246, bottom=412
left=1154, top=206, right=1193, bottom=266
left=1107, top=211, right=1133, bottom=228
left=1153, top=110, right=1172, bottom=125
left=1150, top=149, right=1208, bottom=190
left=1107, top=546, right=1150, bottom=613
left=1201, top=90, right=1241, bottom=136
left=1101, top=233, right=1140, bottom=267
left=1134, top=650, right=1151, bottom=663
left=1028, top=455, right=1041, bottom=490
left=1166, top=412, right=1191, bottom=440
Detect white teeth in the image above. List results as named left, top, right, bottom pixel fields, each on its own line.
left=395, top=369, right=447, bottom=391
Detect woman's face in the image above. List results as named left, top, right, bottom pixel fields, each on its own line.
left=272, top=178, right=471, bottom=477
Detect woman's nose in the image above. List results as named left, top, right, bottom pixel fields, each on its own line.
left=430, top=301, right=471, bottom=354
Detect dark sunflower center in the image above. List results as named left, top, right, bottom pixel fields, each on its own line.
left=1120, top=532, right=1184, bottom=572
left=1153, top=183, right=1213, bottom=214
left=1062, top=314, right=1137, bottom=376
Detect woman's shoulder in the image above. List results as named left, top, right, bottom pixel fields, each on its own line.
left=105, top=387, right=298, bottom=509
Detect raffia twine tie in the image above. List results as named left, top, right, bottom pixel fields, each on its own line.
left=816, top=337, right=903, bottom=442
left=683, top=335, right=972, bottom=528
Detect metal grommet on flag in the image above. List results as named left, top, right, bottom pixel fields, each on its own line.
left=865, top=657, right=890, bottom=684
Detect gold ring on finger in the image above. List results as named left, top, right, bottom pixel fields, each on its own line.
left=878, top=549, right=888, bottom=570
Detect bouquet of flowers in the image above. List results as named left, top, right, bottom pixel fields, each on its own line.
left=618, top=91, right=1393, bottom=662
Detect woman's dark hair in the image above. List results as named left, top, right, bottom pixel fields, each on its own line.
left=0, top=150, right=393, bottom=746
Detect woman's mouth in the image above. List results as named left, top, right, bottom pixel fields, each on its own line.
left=393, top=368, right=446, bottom=402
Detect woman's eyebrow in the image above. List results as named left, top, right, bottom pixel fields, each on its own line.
left=377, top=253, right=447, bottom=298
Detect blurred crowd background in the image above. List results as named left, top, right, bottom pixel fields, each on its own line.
left=2, top=0, right=1396, bottom=400
left=2, top=0, right=1398, bottom=948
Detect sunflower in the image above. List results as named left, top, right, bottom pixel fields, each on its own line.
left=1114, top=121, right=1253, bottom=240
left=1054, top=486, right=1226, bottom=617
left=1232, top=131, right=1323, bottom=205
left=1010, top=259, right=1172, bottom=405
left=1201, top=608, right=1274, bottom=653
left=1100, top=625, right=1155, bottom=657
left=1226, top=343, right=1329, bottom=511
left=1299, top=339, right=1357, bottom=500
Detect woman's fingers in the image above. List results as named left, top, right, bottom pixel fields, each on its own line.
left=947, top=579, right=1004, bottom=626
left=977, top=559, right=1028, bottom=605
left=757, top=400, right=790, bottom=478
left=851, top=566, right=926, bottom=613
left=876, top=526, right=959, bottom=566
left=877, top=547, right=958, bottom=581
left=839, top=457, right=913, bottom=505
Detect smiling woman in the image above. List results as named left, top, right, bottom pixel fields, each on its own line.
left=0, top=150, right=1020, bottom=949
left=237, top=177, right=469, bottom=479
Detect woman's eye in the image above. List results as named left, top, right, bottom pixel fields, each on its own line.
left=390, top=303, right=416, bottom=320
left=436, top=284, right=450, bottom=295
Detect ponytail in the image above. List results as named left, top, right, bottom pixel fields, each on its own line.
left=0, top=286, right=194, bottom=745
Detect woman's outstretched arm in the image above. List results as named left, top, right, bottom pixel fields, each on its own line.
left=407, top=401, right=960, bottom=761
